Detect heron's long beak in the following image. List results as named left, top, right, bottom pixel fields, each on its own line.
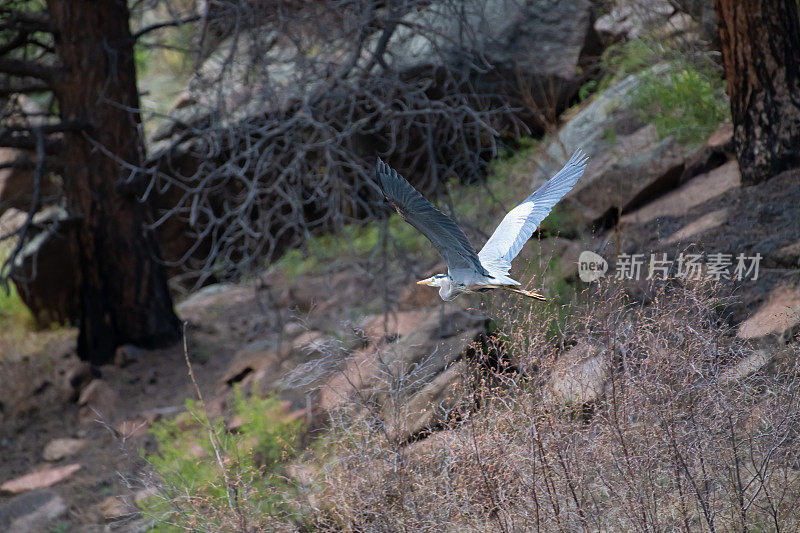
left=417, top=277, right=435, bottom=286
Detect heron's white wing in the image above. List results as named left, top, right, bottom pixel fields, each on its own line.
left=478, top=149, right=589, bottom=275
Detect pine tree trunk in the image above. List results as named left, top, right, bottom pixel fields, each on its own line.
left=46, top=0, right=181, bottom=363
left=713, top=0, right=800, bottom=184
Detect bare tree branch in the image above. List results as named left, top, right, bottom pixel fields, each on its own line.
left=0, top=57, right=57, bottom=81
left=0, top=121, right=84, bottom=149
left=0, top=10, right=52, bottom=33
left=0, top=32, right=28, bottom=56
left=0, top=79, right=50, bottom=95
left=135, top=0, right=535, bottom=288
left=133, top=14, right=205, bottom=40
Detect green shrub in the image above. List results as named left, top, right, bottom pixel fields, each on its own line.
left=139, top=389, right=304, bottom=531
left=578, top=38, right=729, bottom=148
left=632, top=61, right=729, bottom=146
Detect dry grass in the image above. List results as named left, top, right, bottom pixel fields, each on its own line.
left=303, top=279, right=800, bottom=532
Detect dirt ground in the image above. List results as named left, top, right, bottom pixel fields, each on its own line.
left=0, top=269, right=340, bottom=529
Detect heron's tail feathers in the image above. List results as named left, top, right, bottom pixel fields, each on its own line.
left=506, top=287, right=547, bottom=301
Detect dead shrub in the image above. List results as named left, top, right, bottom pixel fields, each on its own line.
left=305, top=279, right=800, bottom=532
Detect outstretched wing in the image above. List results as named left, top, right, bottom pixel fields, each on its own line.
left=376, top=159, right=489, bottom=277
left=478, top=149, right=589, bottom=276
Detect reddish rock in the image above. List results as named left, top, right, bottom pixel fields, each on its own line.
left=358, top=309, right=434, bottom=345
left=1, top=464, right=82, bottom=495
left=389, top=360, right=468, bottom=441
left=706, top=122, right=733, bottom=148
left=220, top=342, right=289, bottom=388
left=666, top=207, right=729, bottom=244
left=621, top=160, right=740, bottom=226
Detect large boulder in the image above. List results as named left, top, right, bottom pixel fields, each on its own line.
left=157, top=0, right=600, bottom=141
left=531, top=65, right=686, bottom=224
left=383, top=0, right=600, bottom=122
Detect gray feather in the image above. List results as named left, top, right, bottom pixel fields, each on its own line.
left=376, top=159, right=489, bottom=277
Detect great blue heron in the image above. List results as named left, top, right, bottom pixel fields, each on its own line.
left=376, top=149, right=589, bottom=301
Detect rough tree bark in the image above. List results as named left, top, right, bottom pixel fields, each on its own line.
left=45, top=0, right=181, bottom=363
left=713, top=0, right=800, bottom=184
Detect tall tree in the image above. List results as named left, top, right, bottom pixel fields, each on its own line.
left=713, top=0, right=800, bottom=184
left=0, top=0, right=181, bottom=363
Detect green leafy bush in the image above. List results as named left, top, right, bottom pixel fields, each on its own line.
left=632, top=61, right=729, bottom=146
left=139, top=389, right=304, bottom=531
left=578, top=39, right=729, bottom=148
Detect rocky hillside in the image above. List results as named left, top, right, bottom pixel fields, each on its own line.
left=1, top=1, right=799, bottom=531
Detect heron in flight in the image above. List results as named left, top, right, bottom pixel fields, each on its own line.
left=375, top=149, right=589, bottom=301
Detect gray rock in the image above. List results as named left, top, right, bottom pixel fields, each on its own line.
left=161, top=0, right=599, bottom=139
left=595, top=0, right=716, bottom=44
left=547, top=340, right=607, bottom=406
left=384, top=0, right=597, bottom=113
left=0, top=490, right=67, bottom=533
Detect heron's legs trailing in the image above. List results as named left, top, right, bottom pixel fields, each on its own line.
left=505, top=287, right=547, bottom=301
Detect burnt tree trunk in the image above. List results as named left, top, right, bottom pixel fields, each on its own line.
left=46, top=0, right=180, bottom=363
left=713, top=0, right=800, bottom=184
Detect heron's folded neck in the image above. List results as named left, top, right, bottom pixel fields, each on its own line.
left=439, top=277, right=463, bottom=301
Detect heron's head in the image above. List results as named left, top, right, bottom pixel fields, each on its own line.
left=417, top=273, right=448, bottom=287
